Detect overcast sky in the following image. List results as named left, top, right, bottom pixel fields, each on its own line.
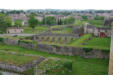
left=0, top=0, right=113, bottom=10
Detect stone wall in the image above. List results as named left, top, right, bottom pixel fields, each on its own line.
left=3, top=38, right=18, bottom=45
left=2, top=38, right=109, bottom=59
left=35, top=44, right=109, bottom=59
left=109, top=26, right=113, bottom=75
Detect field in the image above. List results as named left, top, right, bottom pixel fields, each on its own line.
left=0, top=42, right=109, bottom=75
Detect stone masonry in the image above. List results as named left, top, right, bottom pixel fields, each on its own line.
left=109, top=26, right=113, bottom=75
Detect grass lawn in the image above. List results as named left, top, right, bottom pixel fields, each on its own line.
left=69, top=34, right=110, bottom=50
left=73, top=57, right=108, bottom=75
left=75, top=19, right=104, bottom=27
left=52, top=28, right=73, bottom=34
left=86, top=20, right=104, bottom=26
left=51, top=25, right=67, bottom=29
left=84, top=37, right=111, bottom=50
left=0, top=51, right=38, bottom=66
left=0, top=43, right=109, bottom=75
left=69, top=34, right=92, bottom=46
left=23, top=26, right=48, bottom=34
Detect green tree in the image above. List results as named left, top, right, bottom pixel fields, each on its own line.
left=82, top=16, right=88, bottom=20
left=42, top=15, right=46, bottom=25
left=68, top=16, right=75, bottom=24
left=14, top=19, right=22, bottom=27
left=28, top=14, right=38, bottom=31
left=58, top=18, right=63, bottom=25
left=62, top=16, right=75, bottom=25
left=45, top=16, right=56, bottom=25
left=0, top=13, right=12, bottom=33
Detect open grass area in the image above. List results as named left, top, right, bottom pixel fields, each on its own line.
left=73, top=57, right=108, bottom=75
left=52, top=27, right=73, bottom=34
left=86, top=20, right=104, bottom=26
left=69, top=34, right=110, bottom=50
left=75, top=19, right=104, bottom=27
left=75, top=19, right=86, bottom=26
left=0, top=43, right=109, bottom=75
left=50, top=25, right=68, bottom=29
left=0, top=51, right=38, bottom=66
left=69, top=34, right=92, bottom=46
left=84, top=37, right=111, bottom=50
left=24, top=26, right=48, bottom=34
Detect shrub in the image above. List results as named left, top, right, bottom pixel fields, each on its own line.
left=0, top=37, right=3, bottom=42
left=83, top=48, right=93, bottom=53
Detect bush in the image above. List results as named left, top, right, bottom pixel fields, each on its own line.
left=83, top=48, right=93, bottom=53
left=19, top=39, right=34, bottom=44
left=0, top=37, right=3, bottom=42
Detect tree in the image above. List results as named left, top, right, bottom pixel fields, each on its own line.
left=57, top=18, right=63, bottom=25
left=42, top=15, right=46, bottom=25
left=28, top=14, right=38, bottom=31
left=82, top=16, right=88, bottom=20
left=62, top=16, right=75, bottom=25
left=0, top=13, right=12, bottom=33
left=45, top=16, right=56, bottom=25
left=14, top=19, right=22, bottom=27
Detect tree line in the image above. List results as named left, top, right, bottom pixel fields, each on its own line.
left=0, top=13, right=75, bottom=33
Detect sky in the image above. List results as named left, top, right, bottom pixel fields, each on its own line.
left=0, top=0, right=113, bottom=10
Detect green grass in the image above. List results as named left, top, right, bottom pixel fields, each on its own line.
left=75, top=19, right=104, bottom=27
left=0, top=51, right=38, bottom=66
left=75, top=19, right=86, bottom=26
left=51, top=25, right=67, bottom=29
left=52, top=28, right=73, bottom=34
left=24, top=26, right=48, bottom=34
left=86, top=20, right=104, bottom=26
left=73, top=57, right=108, bottom=75
left=69, top=34, right=92, bottom=46
left=0, top=43, right=109, bottom=75
left=84, top=37, right=111, bottom=50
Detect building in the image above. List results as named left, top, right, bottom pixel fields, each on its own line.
left=7, top=27, right=24, bottom=34
left=84, top=23, right=111, bottom=37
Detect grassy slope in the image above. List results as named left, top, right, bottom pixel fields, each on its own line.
left=69, top=34, right=92, bottom=46
left=73, top=57, right=108, bottom=75
left=84, top=37, right=111, bottom=50
left=0, top=52, right=38, bottom=66
left=69, top=34, right=110, bottom=50
left=0, top=43, right=109, bottom=75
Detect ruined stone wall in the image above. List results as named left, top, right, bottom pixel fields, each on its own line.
left=2, top=38, right=109, bottom=59
left=3, top=38, right=18, bottom=45
left=35, top=44, right=109, bottom=58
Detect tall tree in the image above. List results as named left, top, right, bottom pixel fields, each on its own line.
left=0, top=13, right=12, bottom=33
left=28, top=14, right=38, bottom=31
left=42, top=15, right=46, bottom=25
